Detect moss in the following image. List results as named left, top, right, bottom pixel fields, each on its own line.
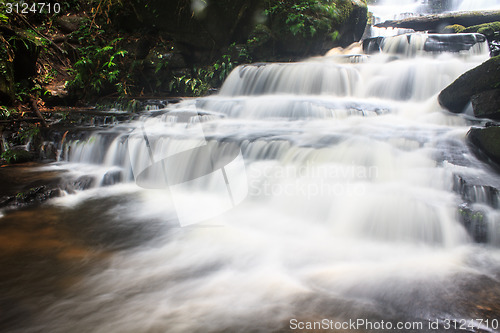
left=462, top=21, right=500, bottom=37
left=442, top=24, right=465, bottom=33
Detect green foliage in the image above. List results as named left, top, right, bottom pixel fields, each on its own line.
left=265, top=0, right=341, bottom=39
left=0, top=149, right=32, bottom=164
left=67, top=21, right=129, bottom=98
left=167, top=43, right=250, bottom=96
left=0, top=12, right=8, bottom=24
left=169, top=72, right=209, bottom=97
left=18, top=125, right=40, bottom=142
left=0, top=106, right=12, bottom=119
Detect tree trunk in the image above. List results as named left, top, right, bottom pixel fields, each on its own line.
left=375, top=11, right=500, bottom=32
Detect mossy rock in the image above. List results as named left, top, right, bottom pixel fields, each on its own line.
left=258, top=0, right=368, bottom=58
left=462, top=21, right=500, bottom=38
left=467, top=126, right=500, bottom=169
left=442, top=24, right=465, bottom=33
left=439, top=55, right=500, bottom=113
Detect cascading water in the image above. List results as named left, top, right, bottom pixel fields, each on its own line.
left=3, top=3, right=500, bottom=333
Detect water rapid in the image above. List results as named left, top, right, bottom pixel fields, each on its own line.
left=2, top=3, right=500, bottom=333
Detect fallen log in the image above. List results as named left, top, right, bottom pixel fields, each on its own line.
left=375, top=11, right=500, bottom=32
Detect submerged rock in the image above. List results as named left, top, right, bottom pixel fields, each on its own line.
left=438, top=55, right=500, bottom=114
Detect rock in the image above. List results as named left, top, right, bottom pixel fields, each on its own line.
left=423, top=33, right=486, bottom=52
left=438, top=55, right=500, bottom=113
left=101, top=170, right=122, bottom=186
left=362, top=33, right=485, bottom=55
left=362, top=36, right=384, bottom=54
left=268, top=0, right=368, bottom=56
left=471, top=89, right=500, bottom=120
left=467, top=126, right=500, bottom=168
left=113, top=0, right=263, bottom=63
left=457, top=205, right=488, bottom=243
left=56, top=15, right=84, bottom=33
left=338, top=0, right=369, bottom=48
left=113, top=0, right=367, bottom=62
left=453, top=174, right=500, bottom=208
left=164, top=53, right=186, bottom=68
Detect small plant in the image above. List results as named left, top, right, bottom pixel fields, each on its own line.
left=18, top=125, right=40, bottom=143
left=1, top=149, right=32, bottom=164
left=66, top=21, right=129, bottom=98
left=0, top=106, right=11, bottom=119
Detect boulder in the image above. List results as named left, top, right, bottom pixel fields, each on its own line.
left=467, top=126, right=500, bottom=168
left=471, top=89, right=500, bottom=120
left=265, top=0, right=368, bottom=57
left=112, top=0, right=367, bottom=62
left=438, top=55, right=500, bottom=113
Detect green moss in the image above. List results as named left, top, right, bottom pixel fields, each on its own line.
left=442, top=24, right=465, bottom=33
left=462, top=22, right=500, bottom=37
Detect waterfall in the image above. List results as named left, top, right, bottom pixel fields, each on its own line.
left=452, top=0, right=500, bottom=11
left=13, top=2, right=500, bottom=332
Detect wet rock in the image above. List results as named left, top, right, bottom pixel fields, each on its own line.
left=467, top=126, right=500, bottom=168
left=423, top=33, right=486, bottom=52
left=471, top=89, right=500, bottom=120
left=68, top=176, right=96, bottom=191
left=362, top=36, right=384, bottom=54
left=439, top=55, right=500, bottom=114
left=362, top=33, right=485, bottom=55
left=453, top=174, right=500, bottom=208
left=457, top=205, right=488, bottom=243
left=0, top=186, right=62, bottom=208
left=101, top=170, right=122, bottom=186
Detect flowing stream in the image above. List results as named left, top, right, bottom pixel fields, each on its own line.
left=2, top=2, right=500, bottom=333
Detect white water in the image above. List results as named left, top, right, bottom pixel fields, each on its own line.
left=452, top=0, right=500, bottom=11
left=12, top=5, right=500, bottom=333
